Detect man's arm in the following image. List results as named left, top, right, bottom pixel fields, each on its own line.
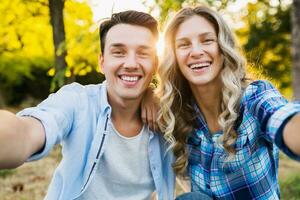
left=0, top=110, right=45, bottom=169
left=283, top=113, right=300, bottom=156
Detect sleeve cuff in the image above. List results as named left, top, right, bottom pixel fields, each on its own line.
left=267, top=102, right=300, bottom=160
left=17, top=108, right=60, bottom=161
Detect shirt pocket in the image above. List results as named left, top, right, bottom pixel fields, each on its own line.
left=216, top=132, right=252, bottom=173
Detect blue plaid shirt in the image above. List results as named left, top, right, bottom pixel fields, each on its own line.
left=188, top=80, right=300, bottom=200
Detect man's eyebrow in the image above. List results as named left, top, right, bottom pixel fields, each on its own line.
left=109, top=43, right=154, bottom=50
left=109, top=43, right=125, bottom=48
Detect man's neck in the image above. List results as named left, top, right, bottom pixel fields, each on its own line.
left=107, top=93, right=143, bottom=138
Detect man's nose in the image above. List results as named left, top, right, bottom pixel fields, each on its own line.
left=123, top=54, right=138, bottom=69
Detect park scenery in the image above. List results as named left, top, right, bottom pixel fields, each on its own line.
left=1, top=0, right=300, bottom=199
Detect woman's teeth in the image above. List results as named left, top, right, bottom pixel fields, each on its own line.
left=190, top=62, right=211, bottom=69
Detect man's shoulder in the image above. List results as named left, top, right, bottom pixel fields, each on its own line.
left=53, top=82, right=108, bottom=113
left=60, top=82, right=104, bottom=95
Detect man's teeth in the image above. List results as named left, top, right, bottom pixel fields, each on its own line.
left=121, top=76, right=139, bottom=82
left=190, top=63, right=210, bottom=69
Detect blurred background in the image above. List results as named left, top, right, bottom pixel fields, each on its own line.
left=0, top=0, right=300, bottom=199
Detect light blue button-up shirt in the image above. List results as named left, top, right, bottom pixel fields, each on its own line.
left=17, top=82, right=175, bottom=200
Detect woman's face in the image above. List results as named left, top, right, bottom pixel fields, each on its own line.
left=174, top=15, right=223, bottom=89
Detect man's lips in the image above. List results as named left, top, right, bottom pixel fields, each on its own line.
left=119, top=75, right=141, bottom=82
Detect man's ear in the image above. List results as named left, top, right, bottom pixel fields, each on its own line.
left=98, top=53, right=104, bottom=72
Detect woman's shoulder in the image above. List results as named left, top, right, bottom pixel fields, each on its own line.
left=241, top=80, right=279, bottom=102
left=245, top=80, right=276, bottom=93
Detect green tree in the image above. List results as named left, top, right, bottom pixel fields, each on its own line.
left=0, top=0, right=100, bottom=105
left=0, top=0, right=53, bottom=104
left=48, top=0, right=101, bottom=89
left=243, top=1, right=292, bottom=96
left=292, top=0, right=300, bottom=100
left=154, top=0, right=229, bottom=26
left=63, top=0, right=100, bottom=80
left=49, top=0, right=68, bottom=91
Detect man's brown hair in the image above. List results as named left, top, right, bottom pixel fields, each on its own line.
left=99, top=10, right=158, bottom=54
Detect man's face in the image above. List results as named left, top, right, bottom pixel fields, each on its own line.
left=100, top=24, right=157, bottom=102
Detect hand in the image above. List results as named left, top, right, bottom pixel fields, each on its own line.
left=141, top=86, right=159, bottom=131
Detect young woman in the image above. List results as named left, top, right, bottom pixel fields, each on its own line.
left=156, top=5, right=300, bottom=200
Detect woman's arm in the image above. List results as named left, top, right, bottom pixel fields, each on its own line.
left=141, top=87, right=159, bottom=131
left=283, top=113, right=300, bottom=156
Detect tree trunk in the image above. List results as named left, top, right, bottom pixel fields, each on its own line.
left=49, top=0, right=68, bottom=90
left=0, top=90, right=5, bottom=108
left=292, top=0, right=300, bottom=100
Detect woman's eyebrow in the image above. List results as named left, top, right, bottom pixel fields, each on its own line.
left=176, top=32, right=216, bottom=42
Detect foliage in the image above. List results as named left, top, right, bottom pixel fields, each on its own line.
left=0, top=0, right=102, bottom=104
left=0, top=0, right=53, bottom=104
left=48, top=0, right=101, bottom=91
left=241, top=0, right=292, bottom=96
left=0, top=0, right=53, bottom=82
left=154, top=0, right=229, bottom=27
left=64, top=0, right=100, bottom=78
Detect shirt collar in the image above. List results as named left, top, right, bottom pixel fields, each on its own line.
left=99, top=81, right=112, bottom=114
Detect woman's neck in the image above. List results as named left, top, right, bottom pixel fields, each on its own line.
left=190, top=82, right=222, bottom=133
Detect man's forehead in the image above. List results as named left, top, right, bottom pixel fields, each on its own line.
left=105, top=24, right=156, bottom=48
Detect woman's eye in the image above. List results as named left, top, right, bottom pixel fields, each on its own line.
left=203, top=38, right=215, bottom=44
left=138, top=52, right=150, bottom=57
left=177, top=43, right=189, bottom=48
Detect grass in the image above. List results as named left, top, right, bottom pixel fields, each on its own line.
left=279, top=153, right=300, bottom=200
left=280, top=174, right=300, bottom=200
left=0, top=169, right=15, bottom=178
left=0, top=146, right=61, bottom=200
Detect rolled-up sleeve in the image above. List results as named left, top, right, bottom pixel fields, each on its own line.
left=267, top=102, right=300, bottom=160
left=243, top=80, right=300, bottom=160
left=17, top=83, right=80, bottom=161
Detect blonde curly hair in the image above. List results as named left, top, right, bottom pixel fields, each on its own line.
left=156, top=5, right=249, bottom=176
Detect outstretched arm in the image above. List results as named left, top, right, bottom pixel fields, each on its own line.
left=283, top=113, right=300, bottom=156
left=0, top=110, right=45, bottom=169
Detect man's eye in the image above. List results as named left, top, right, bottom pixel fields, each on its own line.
left=112, top=50, right=124, bottom=56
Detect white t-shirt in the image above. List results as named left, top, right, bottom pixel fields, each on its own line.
left=78, top=122, right=155, bottom=200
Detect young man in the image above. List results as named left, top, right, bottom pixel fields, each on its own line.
left=0, top=10, right=175, bottom=200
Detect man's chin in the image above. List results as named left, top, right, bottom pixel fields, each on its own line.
left=116, top=90, right=142, bottom=100
left=120, top=94, right=143, bottom=101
